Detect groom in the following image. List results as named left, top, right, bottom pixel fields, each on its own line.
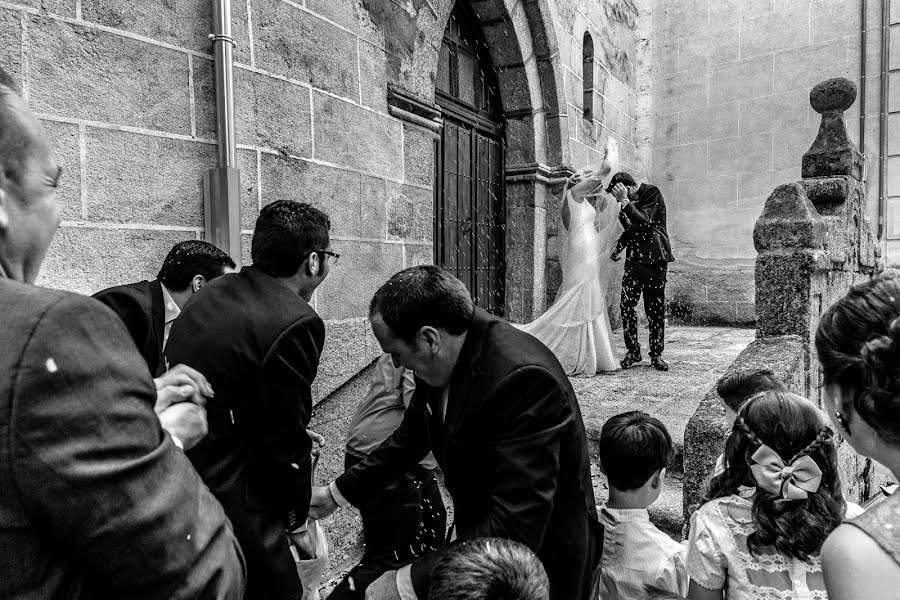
left=608, top=172, right=674, bottom=371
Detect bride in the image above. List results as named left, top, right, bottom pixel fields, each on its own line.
left=517, top=152, right=623, bottom=376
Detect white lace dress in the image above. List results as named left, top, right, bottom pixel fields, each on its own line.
left=687, top=495, right=839, bottom=600
left=517, top=189, right=622, bottom=376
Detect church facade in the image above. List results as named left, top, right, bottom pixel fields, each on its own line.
left=0, top=0, right=893, bottom=396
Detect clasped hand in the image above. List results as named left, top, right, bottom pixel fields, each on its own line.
left=308, top=485, right=340, bottom=520
left=154, top=364, right=214, bottom=450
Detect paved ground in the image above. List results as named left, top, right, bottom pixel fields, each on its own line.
left=578, top=325, right=756, bottom=446
left=583, top=325, right=756, bottom=536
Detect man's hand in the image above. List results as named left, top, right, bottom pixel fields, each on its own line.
left=158, top=401, right=208, bottom=450
left=308, top=485, right=339, bottom=520
left=154, top=364, right=214, bottom=414
left=307, top=429, right=325, bottom=459
left=365, top=570, right=401, bottom=600
left=612, top=182, right=629, bottom=202
left=289, top=529, right=316, bottom=561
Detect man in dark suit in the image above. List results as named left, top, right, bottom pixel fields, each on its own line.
left=167, top=200, right=335, bottom=600
left=94, top=240, right=236, bottom=377
left=608, top=172, right=675, bottom=371
left=310, top=266, right=603, bottom=600
left=0, top=67, right=245, bottom=599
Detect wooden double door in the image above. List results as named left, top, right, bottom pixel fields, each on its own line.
left=434, top=3, right=506, bottom=316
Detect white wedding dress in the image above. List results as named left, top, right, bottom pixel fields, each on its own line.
left=518, top=183, right=624, bottom=376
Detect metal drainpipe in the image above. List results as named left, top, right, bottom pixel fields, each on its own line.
left=861, top=0, right=867, bottom=158
left=203, top=0, right=242, bottom=266
left=878, top=0, right=890, bottom=241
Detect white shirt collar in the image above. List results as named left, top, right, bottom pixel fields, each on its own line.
left=600, top=505, right=651, bottom=523
left=159, top=283, right=181, bottom=325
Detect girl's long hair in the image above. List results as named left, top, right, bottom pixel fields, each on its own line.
left=703, top=391, right=845, bottom=560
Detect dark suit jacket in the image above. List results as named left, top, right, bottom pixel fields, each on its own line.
left=93, top=279, right=166, bottom=376
left=166, top=265, right=325, bottom=600
left=336, top=308, right=603, bottom=600
left=0, top=277, right=245, bottom=600
left=615, top=183, right=675, bottom=266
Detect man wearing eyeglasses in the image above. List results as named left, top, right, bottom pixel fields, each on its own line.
left=166, top=200, right=337, bottom=600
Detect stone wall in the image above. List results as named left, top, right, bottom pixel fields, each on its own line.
left=683, top=78, right=882, bottom=521
left=544, top=0, right=651, bottom=317
left=650, top=0, right=882, bottom=326
left=2, top=0, right=651, bottom=390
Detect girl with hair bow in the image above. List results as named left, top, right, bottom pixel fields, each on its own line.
left=684, top=391, right=862, bottom=600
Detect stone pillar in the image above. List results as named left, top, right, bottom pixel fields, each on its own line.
left=504, top=164, right=551, bottom=322
left=755, top=78, right=878, bottom=399
left=684, top=78, right=882, bottom=522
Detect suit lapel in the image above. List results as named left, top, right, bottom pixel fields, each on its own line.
left=149, top=279, right=165, bottom=370
left=442, top=308, right=491, bottom=437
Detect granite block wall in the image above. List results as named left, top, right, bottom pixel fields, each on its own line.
left=651, top=0, right=880, bottom=326
left=1, top=0, right=436, bottom=398
left=544, top=0, right=651, bottom=316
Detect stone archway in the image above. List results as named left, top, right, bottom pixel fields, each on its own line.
left=371, top=0, right=569, bottom=321
left=433, top=0, right=570, bottom=320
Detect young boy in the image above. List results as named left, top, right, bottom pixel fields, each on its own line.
left=713, top=369, right=788, bottom=476
left=716, top=368, right=787, bottom=426
left=597, top=411, right=687, bottom=599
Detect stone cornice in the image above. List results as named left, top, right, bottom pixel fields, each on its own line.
left=387, top=84, right=442, bottom=132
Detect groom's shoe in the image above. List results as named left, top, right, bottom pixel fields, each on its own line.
left=620, top=352, right=642, bottom=369
left=651, top=357, right=669, bottom=371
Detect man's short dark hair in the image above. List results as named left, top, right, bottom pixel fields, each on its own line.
left=427, top=538, right=549, bottom=600
left=599, top=411, right=673, bottom=491
left=716, top=369, right=788, bottom=412
left=251, top=200, right=330, bottom=278
left=0, top=66, right=31, bottom=188
left=157, top=240, right=235, bottom=292
left=605, top=171, right=636, bottom=193
left=369, top=265, right=474, bottom=342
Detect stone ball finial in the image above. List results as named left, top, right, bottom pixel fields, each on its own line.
left=802, top=77, right=863, bottom=180
left=810, top=78, right=857, bottom=114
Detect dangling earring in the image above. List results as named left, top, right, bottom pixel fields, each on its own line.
left=834, top=410, right=850, bottom=434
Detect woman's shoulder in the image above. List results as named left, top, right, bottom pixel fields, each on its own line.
left=845, top=492, right=900, bottom=564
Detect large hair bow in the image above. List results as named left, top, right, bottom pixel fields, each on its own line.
left=750, top=444, right=823, bottom=501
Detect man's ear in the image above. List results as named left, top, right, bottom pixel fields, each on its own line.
left=419, top=326, right=442, bottom=353
left=307, top=252, right=320, bottom=276
left=0, top=186, right=9, bottom=231
left=191, top=274, right=207, bottom=293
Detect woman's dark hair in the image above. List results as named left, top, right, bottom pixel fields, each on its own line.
left=370, top=265, right=474, bottom=342
left=599, top=411, right=673, bottom=491
left=157, top=240, right=235, bottom=292
left=716, top=369, right=788, bottom=412
left=703, top=391, right=844, bottom=560
left=815, top=272, right=900, bottom=444
left=251, top=200, right=330, bottom=278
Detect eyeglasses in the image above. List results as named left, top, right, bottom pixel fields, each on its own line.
left=317, top=250, right=340, bottom=265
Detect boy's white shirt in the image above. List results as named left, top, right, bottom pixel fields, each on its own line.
left=597, top=504, right=688, bottom=600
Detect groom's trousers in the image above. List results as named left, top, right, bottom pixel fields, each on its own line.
left=621, top=261, right=668, bottom=359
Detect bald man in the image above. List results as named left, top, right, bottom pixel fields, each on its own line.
left=0, top=67, right=245, bottom=599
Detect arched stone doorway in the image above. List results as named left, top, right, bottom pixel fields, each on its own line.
left=378, top=0, right=568, bottom=321
left=430, top=0, right=568, bottom=322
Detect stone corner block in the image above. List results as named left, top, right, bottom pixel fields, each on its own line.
left=753, top=183, right=825, bottom=252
